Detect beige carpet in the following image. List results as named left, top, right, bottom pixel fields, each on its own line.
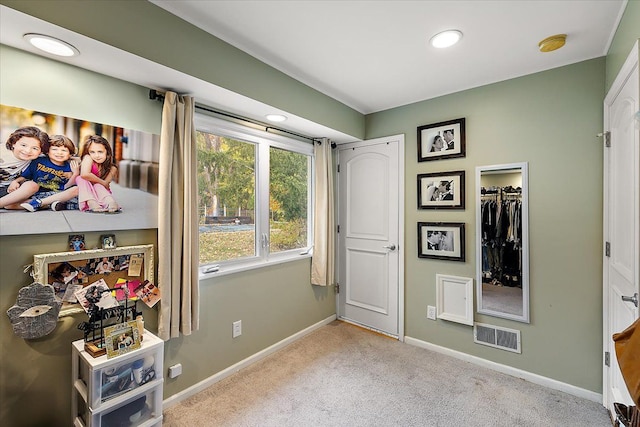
left=163, top=321, right=611, bottom=426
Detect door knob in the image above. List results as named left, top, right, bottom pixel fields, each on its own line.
left=621, top=293, right=639, bottom=308
left=383, top=244, right=396, bottom=251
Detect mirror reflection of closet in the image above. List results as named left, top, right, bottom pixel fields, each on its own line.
left=476, top=162, right=529, bottom=323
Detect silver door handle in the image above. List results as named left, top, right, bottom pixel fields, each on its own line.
left=383, top=244, right=396, bottom=251
left=621, top=293, right=639, bottom=308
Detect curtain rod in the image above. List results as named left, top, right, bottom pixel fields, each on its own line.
left=149, top=89, right=327, bottom=145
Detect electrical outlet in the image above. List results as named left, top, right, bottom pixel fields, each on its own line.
left=427, top=305, right=437, bottom=320
left=232, top=320, right=242, bottom=338
left=168, top=363, right=182, bottom=378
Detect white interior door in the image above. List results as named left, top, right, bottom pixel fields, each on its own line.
left=337, top=135, right=404, bottom=337
left=603, top=42, right=639, bottom=414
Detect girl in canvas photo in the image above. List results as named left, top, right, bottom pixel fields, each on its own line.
left=76, top=135, right=121, bottom=213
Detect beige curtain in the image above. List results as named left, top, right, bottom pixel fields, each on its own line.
left=157, top=92, right=199, bottom=340
left=311, top=138, right=335, bottom=286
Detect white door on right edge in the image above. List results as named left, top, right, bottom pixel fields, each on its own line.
left=603, top=43, right=639, bottom=415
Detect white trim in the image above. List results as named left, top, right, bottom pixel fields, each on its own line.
left=199, top=252, right=312, bottom=280
left=163, top=314, right=336, bottom=409
left=398, top=134, right=405, bottom=342
left=404, top=335, right=602, bottom=403
left=602, top=39, right=639, bottom=410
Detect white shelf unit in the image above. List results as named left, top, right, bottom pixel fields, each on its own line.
left=71, top=330, right=164, bottom=427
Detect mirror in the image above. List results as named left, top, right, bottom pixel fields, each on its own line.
left=476, top=162, right=529, bottom=323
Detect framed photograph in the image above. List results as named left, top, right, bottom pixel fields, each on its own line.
left=417, top=222, right=465, bottom=261
left=104, top=320, right=141, bottom=359
left=69, top=234, right=86, bottom=251
left=100, top=234, right=116, bottom=249
left=32, top=244, right=154, bottom=317
left=417, top=118, right=465, bottom=162
left=436, top=274, right=474, bottom=326
left=417, top=170, right=465, bottom=209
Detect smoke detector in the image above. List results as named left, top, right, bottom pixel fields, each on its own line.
left=538, top=34, right=567, bottom=53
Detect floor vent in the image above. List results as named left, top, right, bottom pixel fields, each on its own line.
left=474, top=322, right=521, bottom=353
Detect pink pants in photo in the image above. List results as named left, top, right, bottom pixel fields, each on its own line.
left=76, top=176, right=113, bottom=211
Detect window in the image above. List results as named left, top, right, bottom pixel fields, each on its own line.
left=195, top=114, right=313, bottom=277
left=269, top=146, right=309, bottom=253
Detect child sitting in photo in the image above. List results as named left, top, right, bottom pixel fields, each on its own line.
left=15, top=135, right=80, bottom=212
left=76, top=135, right=121, bottom=213
left=0, top=126, right=49, bottom=209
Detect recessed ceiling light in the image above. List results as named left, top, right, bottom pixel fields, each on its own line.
left=538, top=34, right=567, bottom=52
left=266, top=114, right=287, bottom=122
left=430, top=30, right=463, bottom=49
left=24, top=33, right=79, bottom=57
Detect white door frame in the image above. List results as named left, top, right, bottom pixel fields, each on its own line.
left=602, top=40, right=639, bottom=411
left=335, top=134, right=405, bottom=341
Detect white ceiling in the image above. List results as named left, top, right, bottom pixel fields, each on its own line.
left=0, top=1, right=627, bottom=142
left=150, top=0, right=626, bottom=114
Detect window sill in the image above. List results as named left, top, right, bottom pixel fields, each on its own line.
left=198, top=252, right=312, bottom=281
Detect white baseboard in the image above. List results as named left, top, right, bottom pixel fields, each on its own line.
left=404, top=335, right=602, bottom=403
left=163, top=314, right=337, bottom=409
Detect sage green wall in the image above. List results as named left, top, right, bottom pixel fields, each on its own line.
left=365, top=57, right=606, bottom=393
left=0, top=45, right=162, bottom=134
left=0, top=46, right=335, bottom=427
left=2, top=3, right=637, bottom=424
left=1, top=0, right=365, bottom=139
left=0, top=231, right=158, bottom=427
left=605, top=0, right=640, bottom=92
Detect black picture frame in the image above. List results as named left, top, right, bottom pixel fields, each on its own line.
left=417, top=222, right=465, bottom=261
left=417, top=118, right=466, bottom=162
left=417, top=170, right=465, bottom=209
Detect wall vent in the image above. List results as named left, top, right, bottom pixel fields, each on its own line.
left=474, top=322, right=521, bottom=353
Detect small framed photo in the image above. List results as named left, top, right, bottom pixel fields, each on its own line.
left=417, top=118, right=465, bottom=162
left=68, top=234, right=85, bottom=251
left=417, top=170, right=465, bottom=209
left=418, top=222, right=465, bottom=262
left=100, top=234, right=116, bottom=249
left=104, top=320, right=141, bottom=359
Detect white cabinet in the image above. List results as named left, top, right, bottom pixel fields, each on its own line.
left=72, top=330, right=164, bottom=427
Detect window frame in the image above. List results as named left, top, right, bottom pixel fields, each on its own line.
left=195, top=113, right=314, bottom=279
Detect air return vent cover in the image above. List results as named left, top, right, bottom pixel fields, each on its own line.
left=474, top=322, right=521, bottom=353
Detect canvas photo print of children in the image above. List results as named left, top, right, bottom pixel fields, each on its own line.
left=0, top=104, right=160, bottom=237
